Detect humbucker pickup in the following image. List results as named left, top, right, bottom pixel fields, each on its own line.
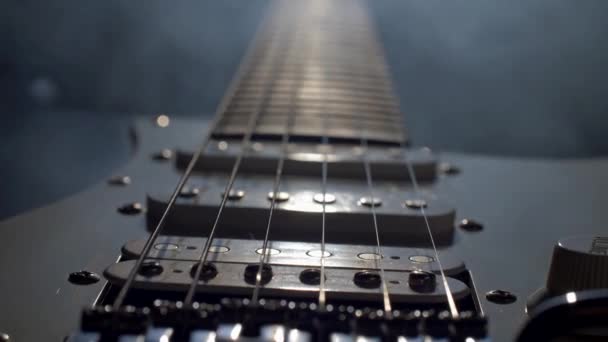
left=106, top=237, right=469, bottom=304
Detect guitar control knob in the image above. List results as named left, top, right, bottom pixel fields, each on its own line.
left=546, top=236, right=608, bottom=295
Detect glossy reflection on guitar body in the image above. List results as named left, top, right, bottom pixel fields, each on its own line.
left=2, top=1, right=608, bottom=341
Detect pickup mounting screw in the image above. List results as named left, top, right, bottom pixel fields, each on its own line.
left=459, top=219, right=484, bottom=232
left=107, top=176, right=131, bottom=186
left=353, top=270, right=382, bottom=289
left=68, top=270, right=100, bottom=285
left=486, top=289, right=517, bottom=304
left=138, top=261, right=163, bottom=277
left=404, top=199, right=428, bottom=209
left=244, top=264, right=273, bottom=285
left=439, top=162, right=461, bottom=175
left=179, top=186, right=200, bottom=198
left=117, top=202, right=143, bottom=215
left=152, top=149, right=173, bottom=161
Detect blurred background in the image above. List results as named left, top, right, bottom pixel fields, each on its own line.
left=1, top=0, right=607, bottom=219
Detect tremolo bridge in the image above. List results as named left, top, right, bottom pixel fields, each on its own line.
left=72, top=238, right=485, bottom=341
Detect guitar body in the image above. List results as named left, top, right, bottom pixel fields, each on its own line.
left=3, top=1, right=608, bottom=341
left=1, top=117, right=606, bottom=341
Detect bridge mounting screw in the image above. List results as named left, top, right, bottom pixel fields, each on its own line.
left=439, top=162, right=461, bottom=175
left=107, top=175, right=131, bottom=186
left=459, top=219, right=484, bottom=232
left=68, top=270, right=100, bottom=285
left=486, top=289, right=517, bottom=304
left=117, top=202, right=143, bottom=215
left=152, top=149, right=173, bottom=161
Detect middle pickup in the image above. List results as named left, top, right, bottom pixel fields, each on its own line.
left=147, top=175, right=455, bottom=247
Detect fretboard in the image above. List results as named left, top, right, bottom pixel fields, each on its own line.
left=212, top=0, right=405, bottom=145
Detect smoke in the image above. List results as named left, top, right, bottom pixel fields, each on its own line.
left=4, top=0, right=608, bottom=156
left=7, top=0, right=268, bottom=114
left=371, top=0, right=608, bottom=157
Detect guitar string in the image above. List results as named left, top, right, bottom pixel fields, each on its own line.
left=110, top=6, right=275, bottom=310
left=183, top=15, right=287, bottom=306
left=317, top=124, right=329, bottom=311
left=249, top=29, right=302, bottom=305
left=355, top=0, right=460, bottom=317
left=360, top=133, right=393, bottom=317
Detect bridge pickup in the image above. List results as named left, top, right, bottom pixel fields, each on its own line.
left=176, top=142, right=437, bottom=181
left=104, top=260, right=470, bottom=304
left=121, top=237, right=466, bottom=275
left=146, top=184, right=455, bottom=246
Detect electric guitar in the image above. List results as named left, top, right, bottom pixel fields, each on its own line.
left=1, top=1, right=607, bottom=341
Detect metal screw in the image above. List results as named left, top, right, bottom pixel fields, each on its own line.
left=155, top=114, right=170, bottom=128
left=353, top=270, right=382, bottom=289
left=117, top=202, right=143, bottom=215
left=190, top=262, right=218, bottom=281
left=223, top=189, right=246, bottom=201
left=152, top=149, right=173, bottom=161
left=217, top=141, right=229, bottom=151
left=179, top=186, right=200, bottom=198
left=244, top=264, right=273, bottom=285
left=299, top=269, right=324, bottom=285
left=459, top=219, right=484, bottom=232
left=408, top=270, right=436, bottom=293
left=439, top=162, right=461, bottom=175
left=486, top=289, right=517, bottom=304
left=107, top=175, right=131, bottom=186
left=314, top=193, right=336, bottom=204
left=0, top=333, right=9, bottom=342
left=359, top=196, right=382, bottom=207
left=138, top=261, right=163, bottom=277
left=267, top=191, right=290, bottom=202
left=404, top=199, right=428, bottom=210
left=68, top=270, right=100, bottom=285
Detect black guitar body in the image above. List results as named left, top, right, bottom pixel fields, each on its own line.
left=2, top=1, right=608, bottom=341
left=0, top=117, right=606, bottom=341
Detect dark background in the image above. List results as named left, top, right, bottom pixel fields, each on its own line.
left=1, top=0, right=608, bottom=219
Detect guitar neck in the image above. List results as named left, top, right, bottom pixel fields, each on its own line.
left=211, top=0, right=406, bottom=145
